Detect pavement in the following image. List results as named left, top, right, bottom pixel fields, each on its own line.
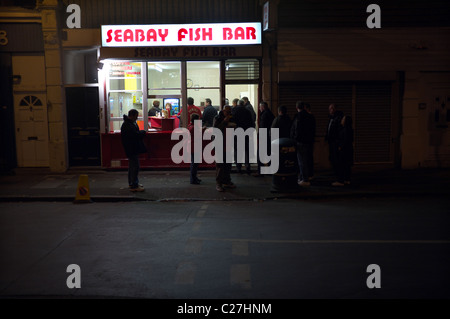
left=1, top=165, right=449, bottom=202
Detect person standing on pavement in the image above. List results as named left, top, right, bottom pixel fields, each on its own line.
left=254, top=101, right=275, bottom=176
left=202, top=98, right=218, bottom=128
left=333, top=115, right=354, bottom=186
left=188, top=113, right=202, bottom=185
left=232, top=99, right=255, bottom=175
left=305, top=103, right=316, bottom=180
left=213, top=105, right=237, bottom=192
left=290, top=101, right=315, bottom=186
left=121, top=109, right=147, bottom=192
left=325, top=103, right=344, bottom=182
left=271, top=105, right=292, bottom=139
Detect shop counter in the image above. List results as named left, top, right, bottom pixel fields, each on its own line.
left=101, top=130, right=215, bottom=169
left=148, top=116, right=180, bottom=130
left=149, top=117, right=175, bottom=131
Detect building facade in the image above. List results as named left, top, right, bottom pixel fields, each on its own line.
left=1, top=0, right=449, bottom=172
left=274, top=0, right=450, bottom=169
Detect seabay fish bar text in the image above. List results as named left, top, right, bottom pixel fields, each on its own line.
left=101, top=22, right=261, bottom=47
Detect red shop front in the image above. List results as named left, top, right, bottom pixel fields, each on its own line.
left=98, top=23, right=262, bottom=169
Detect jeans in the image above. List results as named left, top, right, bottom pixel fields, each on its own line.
left=337, top=150, right=352, bottom=183
left=190, top=152, right=199, bottom=183
left=216, top=163, right=232, bottom=185
left=328, top=141, right=339, bottom=177
left=308, top=144, right=315, bottom=177
left=257, top=133, right=271, bottom=174
left=297, top=143, right=312, bottom=182
left=128, top=154, right=140, bottom=188
left=234, top=135, right=251, bottom=172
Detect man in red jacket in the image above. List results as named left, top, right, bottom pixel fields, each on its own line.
left=178, top=97, right=202, bottom=127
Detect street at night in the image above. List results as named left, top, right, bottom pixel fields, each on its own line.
left=1, top=0, right=450, bottom=311
left=1, top=197, right=449, bottom=299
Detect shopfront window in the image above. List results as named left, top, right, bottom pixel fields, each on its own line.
left=225, top=59, right=259, bottom=114
left=187, top=61, right=221, bottom=110
left=104, top=59, right=259, bottom=132
left=107, top=62, right=143, bottom=132
left=225, top=84, right=258, bottom=109
left=148, top=62, right=181, bottom=117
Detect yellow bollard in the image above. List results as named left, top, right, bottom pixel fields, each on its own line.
left=74, top=174, right=92, bottom=204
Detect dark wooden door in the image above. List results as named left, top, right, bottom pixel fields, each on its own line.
left=66, top=87, right=101, bottom=166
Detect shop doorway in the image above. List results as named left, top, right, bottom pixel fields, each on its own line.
left=66, top=87, right=101, bottom=166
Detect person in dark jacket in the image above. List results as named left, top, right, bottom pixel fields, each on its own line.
left=255, top=101, right=275, bottom=176
left=121, top=109, right=147, bottom=192
left=242, top=96, right=256, bottom=126
left=259, top=101, right=275, bottom=129
left=232, top=99, right=255, bottom=175
left=325, top=103, right=344, bottom=179
left=290, top=101, right=316, bottom=186
left=271, top=105, right=292, bottom=139
left=188, top=113, right=201, bottom=185
left=202, top=98, right=218, bottom=128
left=333, top=115, right=354, bottom=186
left=148, top=100, right=162, bottom=116
left=305, top=103, right=316, bottom=179
left=231, top=98, right=239, bottom=113
left=213, top=105, right=237, bottom=192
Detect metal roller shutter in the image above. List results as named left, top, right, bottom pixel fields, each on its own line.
left=279, top=82, right=393, bottom=164
left=279, top=83, right=352, bottom=138
left=355, top=83, right=392, bottom=163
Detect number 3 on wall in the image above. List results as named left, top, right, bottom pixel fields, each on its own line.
left=0, top=30, right=8, bottom=46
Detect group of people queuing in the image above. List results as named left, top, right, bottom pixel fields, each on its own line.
left=270, top=101, right=354, bottom=187
left=213, top=97, right=260, bottom=192
left=186, top=96, right=262, bottom=192
left=120, top=96, right=354, bottom=192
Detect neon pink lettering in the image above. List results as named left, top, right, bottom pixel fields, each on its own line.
left=159, top=29, right=168, bottom=41
left=123, top=29, right=133, bottom=42
left=178, top=28, right=188, bottom=41
left=223, top=28, right=232, bottom=40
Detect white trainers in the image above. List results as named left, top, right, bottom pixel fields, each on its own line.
left=332, top=181, right=344, bottom=187
left=298, top=180, right=311, bottom=186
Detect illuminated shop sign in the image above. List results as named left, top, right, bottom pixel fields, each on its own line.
left=101, top=23, right=261, bottom=47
